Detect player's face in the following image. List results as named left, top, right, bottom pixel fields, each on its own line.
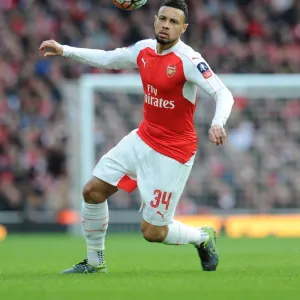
left=154, top=6, right=188, bottom=48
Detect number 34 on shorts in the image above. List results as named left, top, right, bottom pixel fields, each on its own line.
left=150, top=189, right=172, bottom=210
left=141, top=189, right=175, bottom=226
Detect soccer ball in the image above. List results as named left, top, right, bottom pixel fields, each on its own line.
left=112, top=0, right=147, bottom=10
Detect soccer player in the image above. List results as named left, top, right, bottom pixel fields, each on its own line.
left=40, top=0, right=234, bottom=273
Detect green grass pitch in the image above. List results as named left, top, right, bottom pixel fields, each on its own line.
left=1, top=233, right=300, bottom=300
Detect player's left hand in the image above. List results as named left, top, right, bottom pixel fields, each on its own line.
left=208, top=125, right=226, bottom=146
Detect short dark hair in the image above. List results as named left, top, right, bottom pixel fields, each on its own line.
left=159, top=0, right=188, bottom=23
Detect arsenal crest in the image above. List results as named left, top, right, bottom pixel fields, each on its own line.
left=166, top=65, right=176, bottom=78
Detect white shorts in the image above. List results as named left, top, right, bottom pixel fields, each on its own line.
left=92, top=130, right=194, bottom=226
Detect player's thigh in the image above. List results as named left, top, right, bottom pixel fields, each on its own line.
left=138, top=153, right=194, bottom=226
left=92, top=130, right=138, bottom=193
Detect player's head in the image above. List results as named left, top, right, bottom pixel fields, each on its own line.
left=154, top=0, right=188, bottom=47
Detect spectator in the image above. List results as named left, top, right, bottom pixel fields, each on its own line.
left=1, top=0, right=300, bottom=216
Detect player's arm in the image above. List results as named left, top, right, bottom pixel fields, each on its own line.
left=185, top=55, right=234, bottom=145
left=39, top=39, right=142, bottom=69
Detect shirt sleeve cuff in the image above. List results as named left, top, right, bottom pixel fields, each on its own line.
left=62, top=45, right=72, bottom=57
left=211, top=120, right=224, bottom=127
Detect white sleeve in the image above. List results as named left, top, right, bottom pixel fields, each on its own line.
left=62, top=41, right=145, bottom=70
left=183, top=54, right=234, bottom=127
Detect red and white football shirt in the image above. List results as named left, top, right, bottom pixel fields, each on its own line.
left=63, top=39, right=234, bottom=164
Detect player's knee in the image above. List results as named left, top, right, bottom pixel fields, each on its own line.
left=82, top=181, right=96, bottom=204
left=141, top=224, right=167, bottom=243
left=82, top=179, right=104, bottom=204
left=83, top=178, right=118, bottom=204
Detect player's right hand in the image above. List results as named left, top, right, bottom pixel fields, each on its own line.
left=39, top=40, right=63, bottom=57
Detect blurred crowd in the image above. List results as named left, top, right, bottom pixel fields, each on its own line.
left=0, top=0, right=300, bottom=216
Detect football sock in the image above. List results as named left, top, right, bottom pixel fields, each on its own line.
left=82, top=201, right=109, bottom=266
left=88, top=250, right=105, bottom=267
left=163, top=219, right=209, bottom=246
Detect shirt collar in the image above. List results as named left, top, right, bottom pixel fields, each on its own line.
left=155, top=39, right=182, bottom=55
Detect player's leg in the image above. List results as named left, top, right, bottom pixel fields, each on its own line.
left=137, top=149, right=218, bottom=271
left=141, top=219, right=218, bottom=271
left=62, top=131, right=138, bottom=274
left=141, top=219, right=209, bottom=246
left=81, top=177, right=117, bottom=268
left=61, top=177, right=117, bottom=274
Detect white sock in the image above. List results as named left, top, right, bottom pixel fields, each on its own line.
left=81, top=201, right=109, bottom=266
left=163, top=219, right=209, bottom=246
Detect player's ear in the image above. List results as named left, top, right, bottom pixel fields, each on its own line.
left=182, top=23, right=189, bottom=34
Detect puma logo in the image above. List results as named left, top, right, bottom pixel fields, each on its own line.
left=156, top=211, right=164, bottom=219
left=142, top=58, right=148, bottom=68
